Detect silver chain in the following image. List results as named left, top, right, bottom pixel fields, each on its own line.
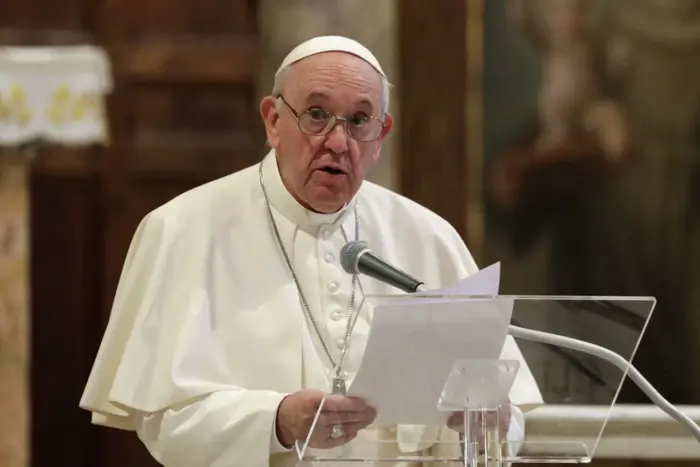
left=258, top=161, right=359, bottom=375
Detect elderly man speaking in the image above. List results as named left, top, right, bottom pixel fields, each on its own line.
left=80, top=36, right=542, bottom=467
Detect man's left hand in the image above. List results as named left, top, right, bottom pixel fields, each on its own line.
left=446, top=403, right=511, bottom=439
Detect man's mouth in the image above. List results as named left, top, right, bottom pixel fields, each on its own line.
left=318, top=166, right=346, bottom=175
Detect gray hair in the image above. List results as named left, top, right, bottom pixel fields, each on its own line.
left=272, top=64, right=392, bottom=117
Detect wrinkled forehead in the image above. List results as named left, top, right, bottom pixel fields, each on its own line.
left=285, top=52, right=383, bottom=106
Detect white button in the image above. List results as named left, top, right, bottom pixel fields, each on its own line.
left=324, top=253, right=334, bottom=263
left=321, top=228, right=332, bottom=239
left=336, top=337, right=345, bottom=349
left=328, top=281, right=339, bottom=293
left=331, top=309, right=343, bottom=321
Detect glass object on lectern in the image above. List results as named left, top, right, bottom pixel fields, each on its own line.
left=293, top=294, right=655, bottom=466
left=438, top=359, right=520, bottom=467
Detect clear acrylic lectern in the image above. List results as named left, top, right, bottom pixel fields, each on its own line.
left=293, top=294, right=655, bottom=466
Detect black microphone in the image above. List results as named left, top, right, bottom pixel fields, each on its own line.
left=339, top=240, right=426, bottom=293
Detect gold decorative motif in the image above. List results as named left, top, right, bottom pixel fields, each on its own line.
left=0, top=82, right=101, bottom=130
left=0, top=84, right=32, bottom=127
left=45, top=83, right=99, bottom=127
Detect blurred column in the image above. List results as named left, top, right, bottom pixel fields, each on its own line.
left=0, top=46, right=112, bottom=467
left=0, top=159, right=28, bottom=467
left=257, top=0, right=398, bottom=190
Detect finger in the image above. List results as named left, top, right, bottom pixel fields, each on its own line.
left=447, top=412, right=466, bottom=427
left=500, top=416, right=511, bottom=436
left=446, top=418, right=461, bottom=431
left=309, top=425, right=363, bottom=450
left=321, top=409, right=376, bottom=426
left=447, top=411, right=507, bottom=432
left=482, top=413, right=498, bottom=426
left=322, top=395, right=370, bottom=412
left=502, top=405, right=511, bottom=419
left=342, top=420, right=374, bottom=434
left=308, top=419, right=374, bottom=449
left=313, top=430, right=359, bottom=450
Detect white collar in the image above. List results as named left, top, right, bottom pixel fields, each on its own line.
left=260, top=149, right=357, bottom=233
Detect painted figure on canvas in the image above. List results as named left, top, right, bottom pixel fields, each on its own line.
left=486, top=0, right=700, bottom=403
left=509, top=0, right=630, bottom=161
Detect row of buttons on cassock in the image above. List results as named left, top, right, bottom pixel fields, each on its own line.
left=320, top=225, right=350, bottom=350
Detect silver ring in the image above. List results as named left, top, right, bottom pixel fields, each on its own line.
left=330, top=425, right=344, bottom=439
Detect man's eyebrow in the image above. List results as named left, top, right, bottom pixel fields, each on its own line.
left=304, top=92, right=376, bottom=112
left=304, top=91, right=330, bottom=102
left=355, top=98, right=374, bottom=111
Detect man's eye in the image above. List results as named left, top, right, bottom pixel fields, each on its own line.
left=307, top=108, right=330, bottom=120
left=348, top=114, right=370, bottom=126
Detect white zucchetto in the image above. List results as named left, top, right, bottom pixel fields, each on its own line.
left=276, top=35, right=386, bottom=78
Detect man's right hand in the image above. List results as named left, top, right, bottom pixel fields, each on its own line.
left=275, top=389, right=376, bottom=449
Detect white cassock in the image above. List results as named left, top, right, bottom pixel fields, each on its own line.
left=79, top=149, right=543, bottom=467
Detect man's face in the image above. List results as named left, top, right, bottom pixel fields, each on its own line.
left=260, top=52, right=393, bottom=213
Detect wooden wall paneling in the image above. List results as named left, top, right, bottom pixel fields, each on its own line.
left=0, top=0, right=89, bottom=31
left=96, top=1, right=263, bottom=466
left=396, top=0, right=469, bottom=241
left=29, top=173, right=104, bottom=467
left=4, top=0, right=264, bottom=466
left=100, top=3, right=262, bottom=312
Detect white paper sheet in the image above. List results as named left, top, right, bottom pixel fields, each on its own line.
left=346, top=263, right=514, bottom=425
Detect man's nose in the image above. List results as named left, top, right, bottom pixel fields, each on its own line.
left=324, top=124, right=349, bottom=154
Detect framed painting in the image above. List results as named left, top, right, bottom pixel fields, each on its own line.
left=476, top=0, right=700, bottom=405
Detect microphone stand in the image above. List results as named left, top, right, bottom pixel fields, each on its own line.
left=340, top=242, right=700, bottom=444
left=408, top=285, right=700, bottom=441
left=506, top=323, right=700, bottom=441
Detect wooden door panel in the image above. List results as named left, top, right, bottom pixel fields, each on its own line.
left=126, top=81, right=259, bottom=177
left=130, top=83, right=256, bottom=133
left=2, top=0, right=263, bottom=466
left=95, top=1, right=263, bottom=465
left=130, top=133, right=257, bottom=177
left=30, top=174, right=104, bottom=467
left=120, top=38, right=257, bottom=83
left=397, top=0, right=469, bottom=241
left=0, top=0, right=90, bottom=30
left=120, top=0, right=256, bottom=35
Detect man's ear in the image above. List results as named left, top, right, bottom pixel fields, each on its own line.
left=381, top=113, right=394, bottom=139
left=370, top=113, right=394, bottom=163
left=260, top=96, right=280, bottom=147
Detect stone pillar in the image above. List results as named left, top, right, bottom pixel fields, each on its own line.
left=0, top=44, right=110, bottom=467
left=0, top=160, right=29, bottom=467
left=257, top=0, right=399, bottom=190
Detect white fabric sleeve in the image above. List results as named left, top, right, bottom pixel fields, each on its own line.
left=270, top=403, right=294, bottom=454
left=134, top=389, right=291, bottom=467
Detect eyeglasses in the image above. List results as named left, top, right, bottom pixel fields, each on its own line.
left=277, top=94, right=385, bottom=142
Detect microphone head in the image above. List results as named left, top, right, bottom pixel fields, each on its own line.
left=340, top=240, right=369, bottom=274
